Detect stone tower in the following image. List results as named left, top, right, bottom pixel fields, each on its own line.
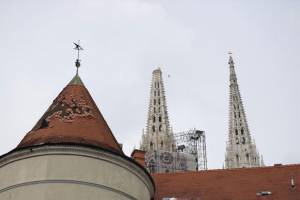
left=140, top=68, right=176, bottom=152
left=225, top=55, right=262, bottom=169
left=0, top=69, right=155, bottom=198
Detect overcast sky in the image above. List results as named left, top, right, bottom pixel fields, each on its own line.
left=0, top=0, right=299, bottom=169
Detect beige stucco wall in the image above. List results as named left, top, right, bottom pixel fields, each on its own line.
left=0, top=145, right=155, bottom=200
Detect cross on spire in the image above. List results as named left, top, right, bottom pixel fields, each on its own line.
left=73, top=41, right=83, bottom=75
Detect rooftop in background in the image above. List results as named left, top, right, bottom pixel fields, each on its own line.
left=152, top=164, right=300, bottom=200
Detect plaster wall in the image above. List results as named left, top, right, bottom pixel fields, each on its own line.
left=0, top=145, right=154, bottom=200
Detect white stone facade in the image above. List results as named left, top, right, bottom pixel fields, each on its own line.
left=225, top=55, right=262, bottom=169
left=140, top=68, right=176, bottom=152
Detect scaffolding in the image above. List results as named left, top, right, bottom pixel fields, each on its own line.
left=174, top=129, right=207, bottom=170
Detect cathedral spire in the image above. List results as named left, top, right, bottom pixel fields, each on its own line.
left=140, top=68, right=175, bottom=152
left=225, top=54, right=262, bottom=169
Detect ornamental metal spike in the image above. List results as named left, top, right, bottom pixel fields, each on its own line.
left=73, top=40, right=83, bottom=75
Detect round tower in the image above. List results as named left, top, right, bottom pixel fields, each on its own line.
left=0, top=73, right=155, bottom=200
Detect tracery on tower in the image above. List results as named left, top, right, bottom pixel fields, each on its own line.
left=140, top=68, right=175, bottom=153
left=225, top=54, right=263, bottom=169
left=139, top=68, right=207, bottom=173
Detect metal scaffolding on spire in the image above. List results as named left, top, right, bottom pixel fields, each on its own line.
left=174, top=129, right=207, bottom=170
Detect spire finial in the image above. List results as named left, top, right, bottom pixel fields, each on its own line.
left=228, top=51, right=234, bottom=66
left=73, top=41, right=83, bottom=75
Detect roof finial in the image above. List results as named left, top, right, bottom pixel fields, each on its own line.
left=228, top=51, right=234, bottom=66
left=73, top=41, right=83, bottom=75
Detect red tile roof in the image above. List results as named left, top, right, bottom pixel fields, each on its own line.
left=131, top=149, right=146, bottom=167
left=152, top=164, right=300, bottom=200
left=17, top=75, right=123, bottom=155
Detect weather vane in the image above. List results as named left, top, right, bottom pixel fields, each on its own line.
left=73, top=41, right=83, bottom=75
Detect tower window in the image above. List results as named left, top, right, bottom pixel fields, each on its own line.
left=159, top=125, right=162, bottom=132
left=234, top=113, right=236, bottom=118
left=238, top=112, right=241, bottom=118
left=158, top=99, right=161, bottom=105
left=158, top=91, right=160, bottom=96
left=157, top=82, right=159, bottom=88
left=159, top=116, right=162, bottom=122
left=246, top=153, right=249, bottom=161
left=241, top=128, right=244, bottom=135
left=236, top=154, right=239, bottom=162
left=161, top=141, right=163, bottom=148
left=152, top=116, right=155, bottom=123
left=235, top=129, right=238, bottom=135
left=154, top=99, right=156, bottom=105
left=154, top=107, right=156, bottom=113
left=150, top=142, right=153, bottom=150
left=236, top=137, right=239, bottom=144
left=158, top=107, right=160, bottom=112
left=242, top=137, right=245, bottom=144
left=154, top=91, right=156, bottom=96
left=152, top=125, right=155, bottom=132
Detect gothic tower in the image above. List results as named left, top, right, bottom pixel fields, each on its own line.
left=140, top=68, right=176, bottom=152
left=225, top=54, right=262, bottom=169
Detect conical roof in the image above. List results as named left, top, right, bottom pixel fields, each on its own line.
left=17, top=74, right=123, bottom=155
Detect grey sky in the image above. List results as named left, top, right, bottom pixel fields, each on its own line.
left=0, top=0, right=299, bottom=169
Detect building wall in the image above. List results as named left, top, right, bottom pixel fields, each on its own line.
left=0, top=145, right=155, bottom=200
left=145, top=150, right=197, bottom=173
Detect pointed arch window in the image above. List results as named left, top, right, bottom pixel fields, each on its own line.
left=241, top=128, right=244, bottom=135
left=159, top=116, right=162, bottom=122
left=246, top=153, right=249, bottom=162
left=242, top=137, right=245, bottom=144
left=152, top=116, right=155, bottom=123
left=150, top=142, right=153, bottom=150
left=236, top=137, right=239, bottom=144
left=161, top=141, right=163, bottom=148
left=235, top=129, right=238, bottom=135
left=152, top=125, right=155, bottom=132
left=154, top=99, right=156, bottom=105
left=159, top=125, right=162, bottom=132
left=158, top=99, right=161, bottom=105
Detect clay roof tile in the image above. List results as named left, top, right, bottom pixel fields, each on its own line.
left=17, top=74, right=123, bottom=155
